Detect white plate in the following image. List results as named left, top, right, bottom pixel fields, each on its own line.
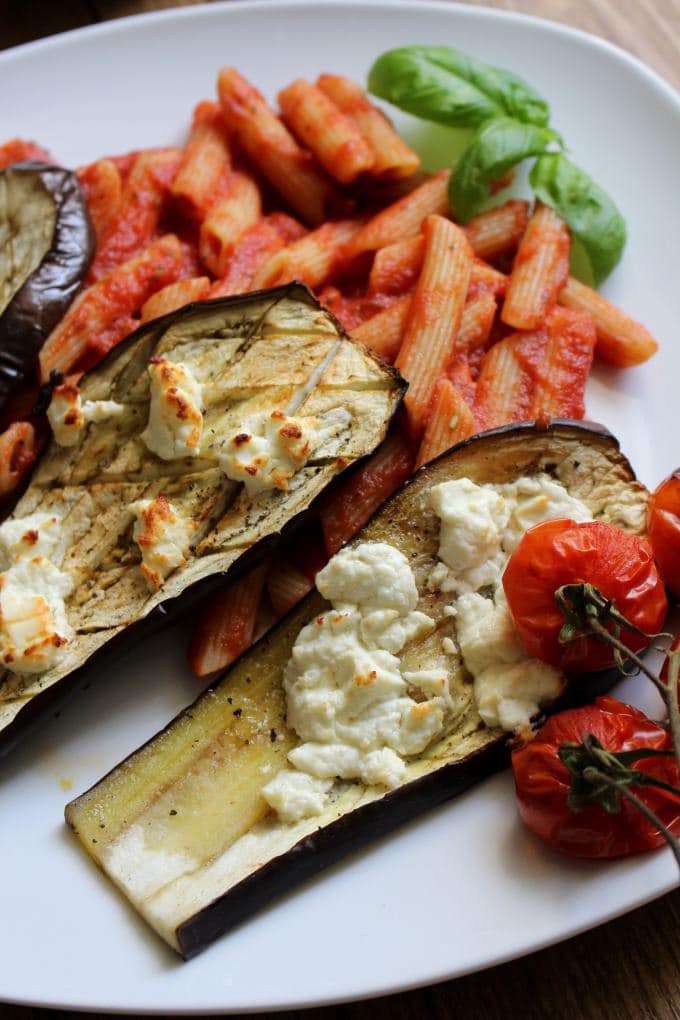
left=1, top=1, right=679, bottom=1012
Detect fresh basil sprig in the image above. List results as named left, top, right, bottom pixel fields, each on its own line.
left=530, top=153, right=626, bottom=286
left=451, top=118, right=561, bottom=222
left=367, top=45, right=627, bottom=283
left=368, top=46, right=550, bottom=129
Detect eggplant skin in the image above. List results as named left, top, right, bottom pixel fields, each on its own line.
left=65, top=419, right=649, bottom=960
left=0, top=161, right=95, bottom=411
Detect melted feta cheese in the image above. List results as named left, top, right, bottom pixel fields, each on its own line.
left=430, top=477, right=508, bottom=592
left=260, top=771, right=333, bottom=824
left=455, top=589, right=564, bottom=731
left=0, top=512, right=73, bottom=674
left=0, top=512, right=62, bottom=568
left=217, top=410, right=317, bottom=496
left=0, top=558, right=73, bottom=673
left=48, top=382, right=126, bottom=447
left=262, top=541, right=443, bottom=822
left=141, top=359, right=203, bottom=460
left=496, top=475, right=593, bottom=553
left=429, top=474, right=592, bottom=733
left=131, top=496, right=195, bottom=592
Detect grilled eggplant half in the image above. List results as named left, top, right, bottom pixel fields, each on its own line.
left=65, top=420, right=650, bottom=959
left=0, top=161, right=94, bottom=412
left=0, top=284, right=404, bottom=754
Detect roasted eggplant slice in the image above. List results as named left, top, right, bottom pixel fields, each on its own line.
left=65, top=420, right=650, bottom=958
left=0, top=161, right=94, bottom=411
left=0, top=284, right=404, bottom=754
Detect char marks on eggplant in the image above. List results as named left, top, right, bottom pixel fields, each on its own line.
left=0, top=284, right=404, bottom=754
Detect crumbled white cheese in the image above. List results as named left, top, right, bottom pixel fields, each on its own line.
left=0, top=511, right=73, bottom=674
left=0, top=556, right=73, bottom=674
left=141, top=358, right=203, bottom=460
left=455, top=589, right=564, bottom=730
left=318, top=541, right=421, bottom=615
left=262, top=541, right=445, bottom=821
left=495, top=475, right=593, bottom=553
left=130, top=495, right=194, bottom=592
left=454, top=592, right=526, bottom=677
left=474, top=658, right=566, bottom=734
left=0, top=512, right=62, bottom=568
left=429, top=478, right=508, bottom=593
left=260, top=770, right=333, bottom=823
left=429, top=474, right=592, bottom=734
left=47, top=382, right=126, bottom=447
left=216, top=410, right=316, bottom=496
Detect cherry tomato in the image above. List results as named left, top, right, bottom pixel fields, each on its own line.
left=502, top=519, right=667, bottom=672
left=648, top=470, right=680, bottom=598
left=512, top=696, right=680, bottom=858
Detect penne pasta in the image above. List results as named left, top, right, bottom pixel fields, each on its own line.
left=217, top=67, right=345, bottom=226
left=316, top=73, right=420, bottom=179
left=559, top=275, right=658, bottom=368
left=416, top=378, right=476, bottom=467
left=502, top=202, right=571, bottom=330
left=457, top=290, right=497, bottom=352
left=140, top=276, right=211, bottom=323
left=395, top=215, right=474, bottom=436
left=368, top=235, right=424, bottom=296
left=76, top=158, right=123, bottom=241
left=473, top=332, right=532, bottom=431
left=39, top=234, right=183, bottom=379
left=209, top=218, right=285, bottom=298
left=87, top=147, right=181, bottom=282
left=199, top=171, right=262, bottom=277
left=530, top=306, right=596, bottom=418
left=266, top=211, right=307, bottom=244
left=278, top=79, right=375, bottom=186
left=343, top=170, right=450, bottom=260
left=448, top=354, right=476, bottom=406
left=468, top=260, right=508, bottom=298
left=266, top=557, right=314, bottom=618
left=187, top=561, right=269, bottom=677
left=369, top=237, right=506, bottom=301
left=252, top=217, right=362, bottom=290
left=171, top=100, right=231, bottom=220
left=0, top=422, right=40, bottom=502
left=474, top=305, right=596, bottom=429
left=464, top=199, right=530, bottom=262
left=351, top=294, right=411, bottom=361
left=320, top=428, right=415, bottom=556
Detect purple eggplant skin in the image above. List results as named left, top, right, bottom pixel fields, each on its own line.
left=0, top=161, right=95, bottom=412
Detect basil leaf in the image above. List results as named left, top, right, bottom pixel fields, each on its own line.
left=450, top=118, right=560, bottom=222
left=530, top=152, right=626, bottom=284
left=368, top=46, right=550, bottom=129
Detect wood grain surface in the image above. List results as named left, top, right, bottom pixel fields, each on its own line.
left=1, top=2, right=679, bottom=1018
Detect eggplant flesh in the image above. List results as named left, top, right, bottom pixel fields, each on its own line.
left=0, top=161, right=95, bottom=410
left=0, top=284, right=403, bottom=754
left=65, top=420, right=649, bottom=959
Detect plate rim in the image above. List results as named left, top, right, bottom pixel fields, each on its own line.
left=1, top=1, right=680, bottom=1012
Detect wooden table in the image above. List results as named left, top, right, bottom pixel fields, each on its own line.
left=2, top=2, right=680, bottom=1017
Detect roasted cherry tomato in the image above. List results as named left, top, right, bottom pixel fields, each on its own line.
left=648, top=470, right=680, bottom=598
left=502, top=519, right=667, bottom=672
left=512, top=696, right=680, bottom=858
